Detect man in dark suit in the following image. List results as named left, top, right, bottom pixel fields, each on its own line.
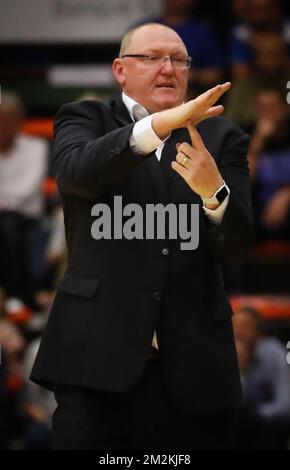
left=30, top=23, right=254, bottom=449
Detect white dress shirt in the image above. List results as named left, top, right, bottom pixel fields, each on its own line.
left=0, top=134, right=48, bottom=218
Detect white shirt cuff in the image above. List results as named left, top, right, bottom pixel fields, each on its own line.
left=202, top=194, right=230, bottom=225
left=129, top=115, right=162, bottom=154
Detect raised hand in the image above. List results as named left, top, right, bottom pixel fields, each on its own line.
left=171, top=122, right=223, bottom=206
left=152, top=82, right=231, bottom=139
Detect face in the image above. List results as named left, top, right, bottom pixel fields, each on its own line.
left=235, top=338, right=253, bottom=373
left=232, top=311, right=259, bottom=344
left=253, top=33, right=288, bottom=74
left=256, top=91, right=287, bottom=123
left=112, top=25, right=189, bottom=113
left=233, top=0, right=250, bottom=18
left=249, top=0, right=280, bottom=28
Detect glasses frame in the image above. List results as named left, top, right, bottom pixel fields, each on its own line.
left=121, top=54, right=192, bottom=69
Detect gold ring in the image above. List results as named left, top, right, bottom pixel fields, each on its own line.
left=181, top=155, right=188, bottom=167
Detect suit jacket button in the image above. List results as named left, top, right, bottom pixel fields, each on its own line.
left=218, top=232, right=225, bottom=241
left=111, top=148, right=120, bottom=157
left=161, top=248, right=170, bottom=256
left=153, top=291, right=161, bottom=301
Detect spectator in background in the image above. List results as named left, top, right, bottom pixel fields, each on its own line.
left=0, top=287, right=25, bottom=363
left=42, top=205, right=67, bottom=292
left=137, top=0, right=223, bottom=91
left=225, top=32, right=290, bottom=128
left=21, top=337, right=56, bottom=449
left=0, top=286, right=25, bottom=448
left=0, top=92, right=48, bottom=304
left=233, top=306, right=290, bottom=449
left=229, top=0, right=290, bottom=78
left=0, top=287, right=10, bottom=449
left=232, top=0, right=251, bottom=23
left=247, top=88, right=290, bottom=241
left=192, top=0, right=250, bottom=42
left=224, top=54, right=290, bottom=293
left=0, top=349, right=9, bottom=449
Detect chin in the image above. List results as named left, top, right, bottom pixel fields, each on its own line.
left=153, top=96, right=181, bottom=112
left=160, top=100, right=180, bottom=111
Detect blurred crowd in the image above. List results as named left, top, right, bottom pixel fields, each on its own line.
left=1, top=0, right=290, bottom=450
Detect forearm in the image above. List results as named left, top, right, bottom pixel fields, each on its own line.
left=151, top=82, right=231, bottom=139
left=152, top=110, right=177, bottom=139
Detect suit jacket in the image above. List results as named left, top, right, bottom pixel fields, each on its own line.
left=30, top=96, right=254, bottom=413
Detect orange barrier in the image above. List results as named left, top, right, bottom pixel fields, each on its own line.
left=6, top=372, right=23, bottom=392
left=21, top=118, right=53, bottom=139
left=43, top=177, right=57, bottom=197
left=6, top=305, right=33, bottom=325
left=251, top=240, right=290, bottom=258
left=230, top=295, right=290, bottom=320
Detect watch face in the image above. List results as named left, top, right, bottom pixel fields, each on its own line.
left=216, top=186, right=229, bottom=203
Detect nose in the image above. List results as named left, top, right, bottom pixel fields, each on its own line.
left=160, top=58, right=175, bottom=74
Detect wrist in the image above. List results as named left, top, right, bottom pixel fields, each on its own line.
left=200, top=177, right=224, bottom=199
left=152, top=112, right=172, bottom=140
left=204, top=202, right=220, bottom=210
left=201, top=181, right=230, bottom=206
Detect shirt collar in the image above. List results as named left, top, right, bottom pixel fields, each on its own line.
left=122, top=92, right=149, bottom=122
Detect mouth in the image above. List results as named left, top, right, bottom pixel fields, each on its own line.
left=155, top=83, right=175, bottom=89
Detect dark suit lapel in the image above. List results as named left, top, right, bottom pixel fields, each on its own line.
left=110, top=96, right=133, bottom=126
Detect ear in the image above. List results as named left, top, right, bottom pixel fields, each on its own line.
left=112, top=58, right=125, bottom=87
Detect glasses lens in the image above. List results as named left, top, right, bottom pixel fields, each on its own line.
left=171, top=58, right=188, bottom=69
left=122, top=55, right=191, bottom=69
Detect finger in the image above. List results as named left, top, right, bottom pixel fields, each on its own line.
left=196, top=82, right=231, bottom=107
left=176, top=152, right=191, bottom=169
left=176, top=142, right=194, bottom=159
left=207, top=83, right=231, bottom=109
left=210, top=82, right=231, bottom=97
left=190, top=105, right=224, bottom=127
left=186, top=122, right=205, bottom=151
left=195, top=84, right=222, bottom=101
left=204, top=105, right=224, bottom=118
left=171, top=160, right=189, bottom=181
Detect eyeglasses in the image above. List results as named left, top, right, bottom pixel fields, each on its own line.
left=121, top=54, right=192, bottom=69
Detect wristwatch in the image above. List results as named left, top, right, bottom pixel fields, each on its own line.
left=201, top=181, right=230, bottom=205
